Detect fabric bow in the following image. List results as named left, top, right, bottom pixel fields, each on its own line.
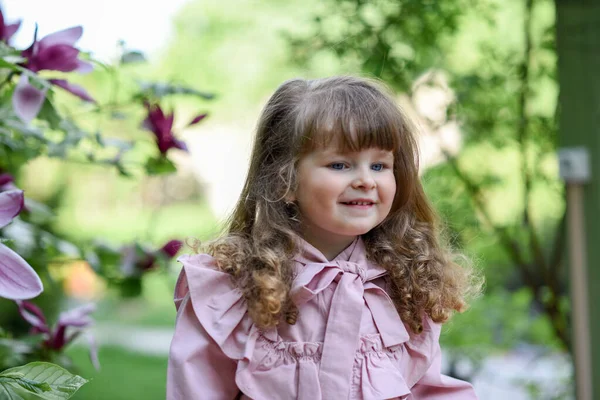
left=291, top=239, right=409, bottom=399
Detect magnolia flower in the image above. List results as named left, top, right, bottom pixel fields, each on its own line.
left=142, top=101, right=207, bottom=155
left=0, top=190, right=43, bottom=300
left=0, top=9, right=20, bottom=43
left=17, top=300, right=99, bottom=369
left=0, top=173, right=18, bottom=191
left=13, top=26, right=95, bottom=123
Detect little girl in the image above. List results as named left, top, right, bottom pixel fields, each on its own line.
left=167, top=76, right=480, bottom=399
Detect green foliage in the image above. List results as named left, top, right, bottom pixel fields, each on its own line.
left=287, top=0, right=485, bottom=90
left=0, top=7, right=215, bottom=393
left=160, top=0, right=323, bottom=119
left=0, top=362, right=88, bottom=399
left=286, top=0, right=568, bottom=356
left=144, top=157, right=177, bottom=175
left=136, top=81, right=214, bottom=101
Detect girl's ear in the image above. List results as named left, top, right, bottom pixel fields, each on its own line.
left=285, top=192, right=296, bottom=203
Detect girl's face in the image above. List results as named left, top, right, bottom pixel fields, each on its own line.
left=293, top=146, right=396, bottom=259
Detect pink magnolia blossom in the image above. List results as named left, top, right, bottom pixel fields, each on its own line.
left=0, top=190, right=43, bottom=300
left=142, top=101, right=207, bottom=155
left=0, top=172, right=30, bottom=213
left=0, top=9, right=21, bottom=43
left=13, top=26, right=95, bottom=123
left=17, top=300, right=99, bottom=369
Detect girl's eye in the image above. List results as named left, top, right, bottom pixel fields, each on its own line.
left=329, top=162, right=347, bottom=170
left=371, top=163, right=385, bottom=171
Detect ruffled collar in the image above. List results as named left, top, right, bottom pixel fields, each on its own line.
left=293, top=235, right=387, bottom=280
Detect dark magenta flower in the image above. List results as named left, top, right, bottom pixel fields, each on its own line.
left=13, top=26, right=95, bottom=122
left=16, top=300, right=99, bottom=369
left=0, top=190, right=43, bottom=300
left=21, top=26, right=93, bottom=74
left=142, top=102, right=207, bottom=155
left=0, top=173, right=17, bottom=191
left=0, top=9, right=20, bottom=43
left=121, top=239, right=183, bottom=274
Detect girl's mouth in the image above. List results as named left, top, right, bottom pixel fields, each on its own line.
left=342, top=201, right=374, bottom=206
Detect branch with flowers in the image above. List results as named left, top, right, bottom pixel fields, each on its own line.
left=0, top=190, right=87, bottom=398
left=0, top=5, right=214, bottom=396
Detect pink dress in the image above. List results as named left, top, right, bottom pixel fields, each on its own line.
left=167, top=238, right=477, bottom=399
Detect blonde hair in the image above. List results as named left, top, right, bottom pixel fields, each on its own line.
left=206, top=76, right=481, bottom=333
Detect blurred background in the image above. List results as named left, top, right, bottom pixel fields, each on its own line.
left=0, top=0, right=592, bottom=398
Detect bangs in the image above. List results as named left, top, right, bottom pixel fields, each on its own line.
left=297, top=83, right=403, bottom=154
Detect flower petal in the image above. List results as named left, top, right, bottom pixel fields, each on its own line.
left=87, top=334, right=101, bottom=370
left=12, top=75, right=47, bottom=123
left=0, top=189, right=24, bottom=229
left=4, top=21, right=21, bottom=43
left=160, top=240, right=182, bottom=258
left=165, top=112, right=175, bottom=133
left=15, top=300, right=49, bottom=332
left=0, top=173, right=15, bottom=188
left=35, top=44, right=81, bottom=72
left=187, top=113, right=207, bottom=127
left=49, top=79, right=95, bottom=102
left=140, top=116, right=155, bottom=132
left=75, top=60, right=94, bottom=74
left=38, top=26, right=83, bottom=49
left=57, top=303, right=96, bottom=328
left=173, top=138, right=188, bottom=152
left=0, top=246, right=43, bottom=300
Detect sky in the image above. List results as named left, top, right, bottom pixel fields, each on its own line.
left=2, top=0, right=190, bottom=61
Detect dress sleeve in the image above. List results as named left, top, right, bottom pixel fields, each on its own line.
left=167, top=293, right=240, bottom=400
left=408, top=334, right=478, bottom=399
left=167, top=254, right=250, bottom=400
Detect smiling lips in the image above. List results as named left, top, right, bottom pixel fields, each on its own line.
left=341, top=199, right=376, bottom=208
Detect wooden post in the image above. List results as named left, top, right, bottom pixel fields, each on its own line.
left=555, top=1, right=600, bottom=399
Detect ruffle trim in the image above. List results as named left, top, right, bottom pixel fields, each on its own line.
left=175, top=253, right=443, bottom=400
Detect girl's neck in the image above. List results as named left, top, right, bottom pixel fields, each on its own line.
left=301, top=232, right=357, bottom=260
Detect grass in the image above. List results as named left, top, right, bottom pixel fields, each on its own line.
left=68, top=346, right=167, bottom=400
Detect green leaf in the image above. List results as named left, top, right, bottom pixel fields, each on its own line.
left=0, top=338, right=33, bottom=368
left=144, top=156, right=177, bottom=175
left=120, top=50, right=147, bottom=65
left=116, top=162, right=132, bottom=178
left=15, top=68, right=51, bottom=92
left=0, top=362, right=88, bottom=399
left=94, top=132, right=104, bottom=146
left=37, top=100, right=62, bottom=131
left=0, top=375, right=51, bottom=393
left=0, top=58, right=22, bottom=71
left=119, top=277, right=143, bottom=298
left=0, top=42, right=21, bottom=58
left=137, top=81, right=215, bottom=100
left=3, top=119, right=47, bottom=141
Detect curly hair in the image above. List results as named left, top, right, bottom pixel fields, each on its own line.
left=205, top=76, right=481, bottom=334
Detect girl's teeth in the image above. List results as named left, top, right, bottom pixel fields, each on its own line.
left=349, top=201, right=371, bottom=205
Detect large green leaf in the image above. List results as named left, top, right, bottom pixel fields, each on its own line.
left=0, top=362, right=88, bottom=400
left=137, top=80, right=215, bottom=100
left=144, top=156, right=177, bottom=175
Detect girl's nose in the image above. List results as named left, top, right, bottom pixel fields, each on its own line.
left=351, top=168, right=377, bottom=190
